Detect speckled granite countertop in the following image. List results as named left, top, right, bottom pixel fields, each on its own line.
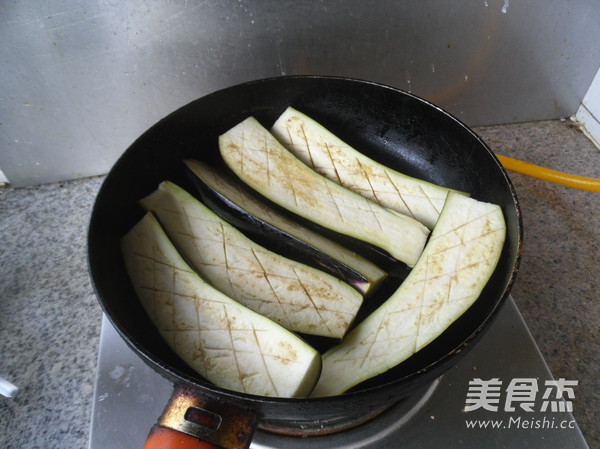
left=0, top=120, right=598, bottom=448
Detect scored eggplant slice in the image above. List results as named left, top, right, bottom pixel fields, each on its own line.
left=310, top=192, right=506, bottom=397
left=219, top=116, right=430, bottom=267
left=271, top=107, right=467, bottom=229
left=184, top=159, right=387, bottom=296
left=121, top=212, right=322, bottom=398
left=140, top=181, right=364, bottom=339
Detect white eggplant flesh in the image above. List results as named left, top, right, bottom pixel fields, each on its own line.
left=121, top=212, right=321, bottom=398
left=140, top=181, right=364, bottom=339
left=271, top=107, right=466, bottom=229
left=310, top=192, right=506, bottom=397
left=219, top=116, right=430, bottom=267
left=184, top=159, right=387, bottom=295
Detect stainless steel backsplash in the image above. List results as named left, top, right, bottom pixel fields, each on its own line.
left=1, top=0, right=599, bottom=186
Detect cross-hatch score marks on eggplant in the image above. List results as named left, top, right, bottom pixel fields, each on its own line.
left=120, top=107, right=506, bottom=399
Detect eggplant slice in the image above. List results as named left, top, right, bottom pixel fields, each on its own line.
left=121, top=212, right=322, bottom=398
left=271, top=107, right=467, bottom=229
left=184, top=159, right=387, bottom=296
left=311, top=192, right=506, bottom=397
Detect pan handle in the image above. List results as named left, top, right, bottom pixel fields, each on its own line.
left=144, top=426, right=221, bottom=449
left=142, top=385, right=260, bottom=449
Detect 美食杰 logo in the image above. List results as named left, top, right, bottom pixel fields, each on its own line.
left=463, top=378, right=578, bottom=430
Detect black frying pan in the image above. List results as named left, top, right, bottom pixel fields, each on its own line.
left=88, top=76, right=522, bottom=449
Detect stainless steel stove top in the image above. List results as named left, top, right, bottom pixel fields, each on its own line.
left=88, top=297, right=589, bottom=448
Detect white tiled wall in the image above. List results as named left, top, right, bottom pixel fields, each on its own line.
left=575, top=68, right=600, bottom=148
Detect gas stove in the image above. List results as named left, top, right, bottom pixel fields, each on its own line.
left=88, top=297, right=589, bottom=448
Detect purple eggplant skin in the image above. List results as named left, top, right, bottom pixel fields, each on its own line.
left=183, top=161, right=387, bottom=296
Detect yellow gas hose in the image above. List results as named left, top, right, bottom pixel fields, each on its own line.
left=496, top=154, right=600, bottom=192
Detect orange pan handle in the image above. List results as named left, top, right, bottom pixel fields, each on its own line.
left=144, top=425, right=221, bottom=449
left=142, top=385, right=260, bottom=449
